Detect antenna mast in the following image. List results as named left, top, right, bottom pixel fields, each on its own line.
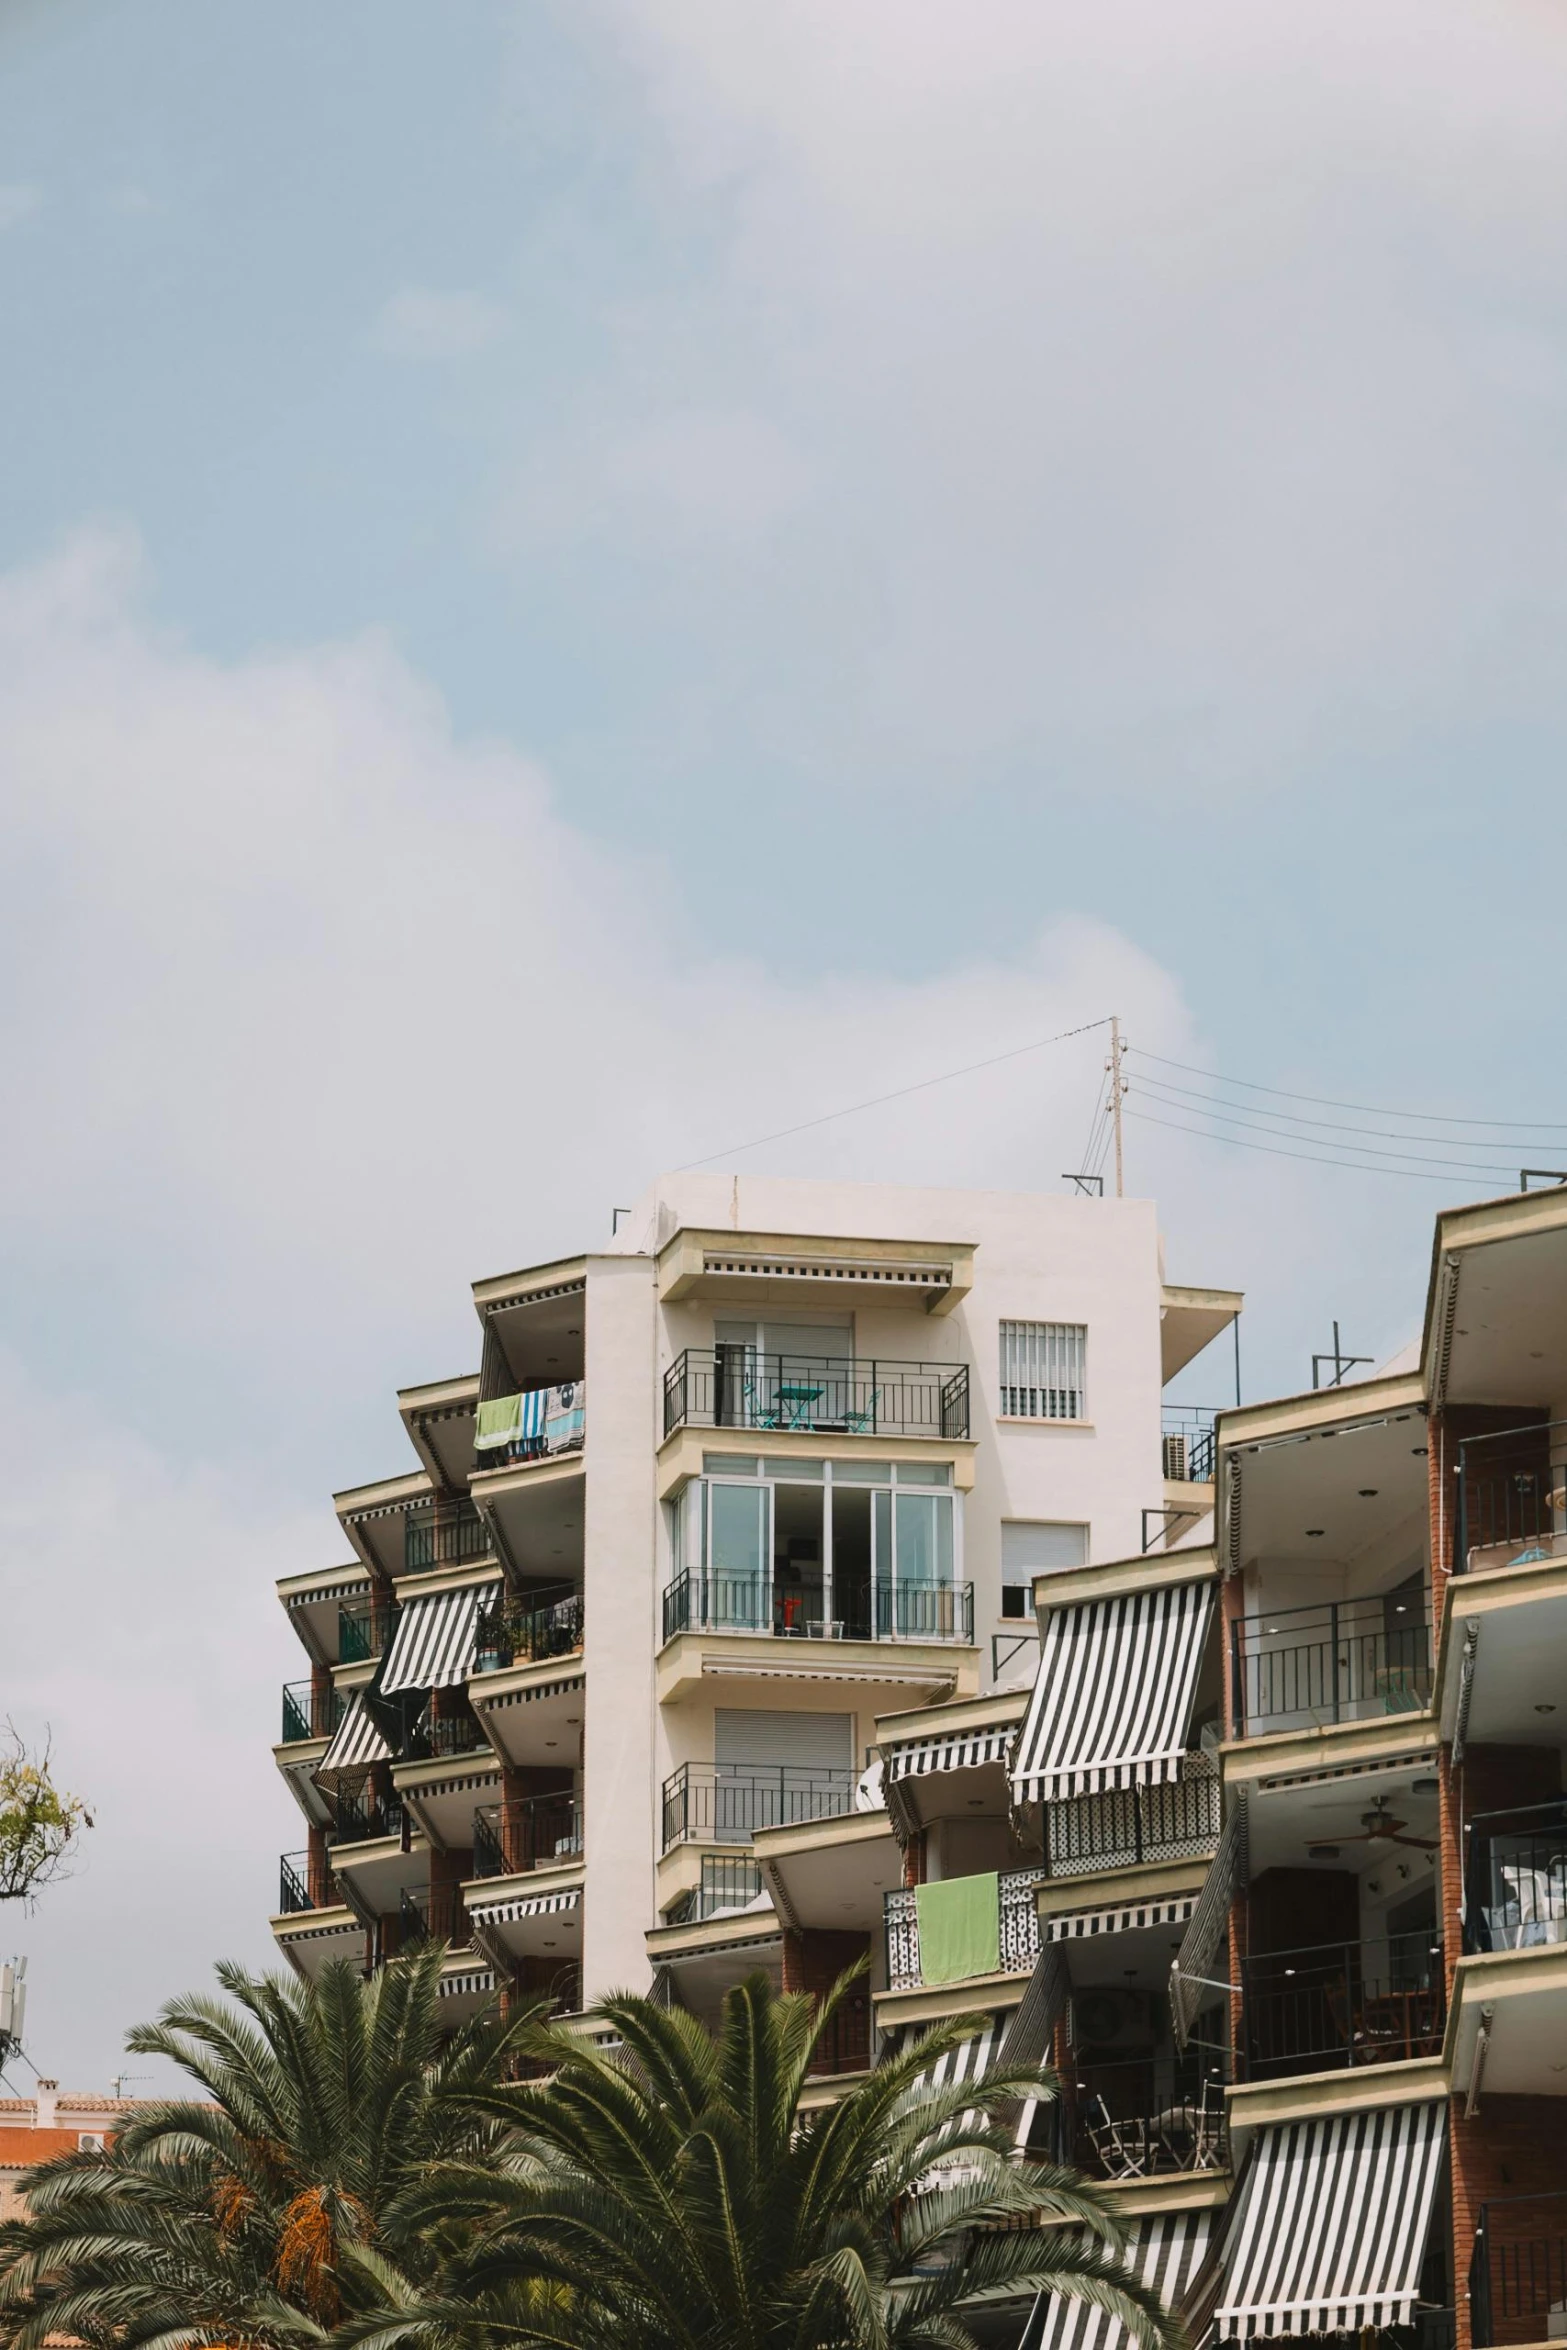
left=1108, top=1017, right=1127, bottom=1198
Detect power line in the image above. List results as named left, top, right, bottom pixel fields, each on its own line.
left=674, top=1016, right=1113, bottom=1172
left=1129, top=1048, right=1567, bottom=1132
left=1132, top=1075, right=1541, bottom=1167
left=1124, top=1103, right=1519, bottom=1187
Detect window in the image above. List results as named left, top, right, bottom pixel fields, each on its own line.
left=1001, top=1519, right=1088, bottom=1617
left=999, top=1321, right=1086, bottom=1420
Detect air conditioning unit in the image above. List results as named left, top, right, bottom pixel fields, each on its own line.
left=1162, top=1433, right=1189, bottom=1483
left=1073, top=1988, right=1154, bottom=2051
left=77, top=2133, right=107, bottom=2152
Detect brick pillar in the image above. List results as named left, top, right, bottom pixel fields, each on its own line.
left=1428, top=1414, right=1450, bottom=1616
left=307, top=1822, right=329, bottom=1908
left=780, top=1928, right=805, bottom=1994
left=1053, top=2013, right=1077, bottom=2164
left=310, top=1662, right=334, bottom=1739
left=1220, top=1572, right=1246, bottom=1737
left=1227, top=1887, right=1249, bottom=2080
left=903, top=1827, right=926, bottom=1890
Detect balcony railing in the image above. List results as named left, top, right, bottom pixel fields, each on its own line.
left=1240, top=1930, right=1445, bottom=2080
left=662, top=1571, right=974, bottom=1647
left=1464, top=1802, right=1567, bottom=1954
left=328, top=1790, right=406, bottom=1847
left=1457, top=1420, right=1567, bottom=1576
left=1042, top=1751, right=1221, bottom=1878
left=660, top=1761, right=857, bottom=1852
left=339, top=1598, right=399, bottom=1662
left=1229, top=1592, right=1432, bottom=1736
left=404, top=1497, right=489, bottom=1574
left=1471, top=2193, right=1567, bottom=2349
left=1066, top=2052, right=1229, bottom=2180
left=399, top=1883, right=474, bottom=1949
left=808, top=1984, right=872, bottom=2078
left=281, top=1682, right=345, bottom=1744
left=472, top=1380, right=586, bottom=1468
left=663, top=1350, right=970, bottom=1442
left=279, top=1851, right=341, bottom=1914
left=472, top=1793, right=583, bottom=1875
left=884, top=1868, right=1040, bottom=1991
left=475, top=1588, right=584, bottom=1672
left=402, top=1707, right=489, bottom=1763
left=1161, top=1406, right=1219, bottom=1487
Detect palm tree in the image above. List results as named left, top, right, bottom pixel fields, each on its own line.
left=0, top=1946, right=543, bottom=2350
left=352, top=1967, right=1177, bottom=2350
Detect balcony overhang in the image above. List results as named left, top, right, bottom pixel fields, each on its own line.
left=656, top=1629, right=977, bottom=1709
left=334, top=1470, right=433, bottom=1580
left=657, top=1425, right=976, bottom=1502
left=274, top=1742, right=334, bottom=1829
left=269, top=1906, right=365, bottom=1981
left=326, top=1832, right=428, bottom=1918
left=1224, top=2052, right=1449, bottom=2163
left=1220, top=1709, right=1438, bottom=1792
left=658, top=1229, right=975, bottom=1317
left=1032, top=1545, right=1217, bottom=1625
left=646, top=1907, right=785, bottom=2017
left=1448, top=1944, right=1567, bottom=2100
left=392, top=1756, right=502, bottom=1849
left=1217, top=1382, right=1429, bottom=1582
left=278, top=1563, right=373, bottom=1665
left=1425, top=1188, right=1567, bottom=1409
left=753, top=1807, right=902, bottom=1932
left=872, top=1969, right=1031, bottom=2033
left=470, top=1657, right=585, bottom=1770
left=437, top=1949, right=500, bottom=2026
left=1099, top=2171, right=1233, bottom=2220
left=467, top=1861, right=585, bottom=1966
left=469, top=1454, right=584, bottom=1580
left=397, top=1373, right=478, bottom=1495
left=1436, top=1560, right=1567, bottom=1745
left=1161, top=1285, right=1243, bottom=1383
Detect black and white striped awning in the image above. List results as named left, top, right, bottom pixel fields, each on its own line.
left=314, top=1691, right=392, bottom=1786
left=1021, top=2211, right=1215, bottom=2350
left=474, top=1672, right=585, bottom=1712
left=438, top=1965, right=497, bottom=2001
left=911, top=2011, right=1004, bottom=2095
left=1011, top=1580, right=1216, bottom=1804
left=1214, top=2102, right=1446, bottom=2340
left=380, top=1586, right=484, bottom=1694
left=1043, top=1895, right=1197, bottom=1943
left=287, top=1576, right=370, bottom=1611
left=471, top=1887, right=581, bottom=1924
left=886, top=1726, right=1015, bottom=1782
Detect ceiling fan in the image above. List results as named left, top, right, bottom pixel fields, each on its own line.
left=1307, top=1796, right=1438, bottom=1857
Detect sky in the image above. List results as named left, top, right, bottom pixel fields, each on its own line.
left=4, top=0, right=1567, bottom=2088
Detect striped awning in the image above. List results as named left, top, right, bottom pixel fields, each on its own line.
left=1011, top=1580, right=1216, bottom=1805
left=472, top=1887, right=581, bottom=1923
left=1022, top=2211, right=1214, bottom=2350
left=886, top=1726, right=1015, bottom=1782
left=1214, top=2102, right=1446, bottom=2340
left=1172, top=1797, right=1248, bottom=2046
left=1043, top=1894, right=1197, bottom=1943
left=912, top=2010, right=1003, bottom=2095
left=314, top=1691, right=391, bottom=1787
left=998, top=1943, right=1070, bottom=2152
left=286, top=1576, right=370, bottom=1611
left=438, top=1965, right=496, bottom=2001
left=380, top=1585, right=484, bottom=1694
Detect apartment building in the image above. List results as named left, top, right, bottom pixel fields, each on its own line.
left=270, top=1171, right=1237, bottom=2059
left=768, top=1180, right=1567, bottom=2350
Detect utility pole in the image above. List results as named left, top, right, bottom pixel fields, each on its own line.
left=1107, top=1016, right=1127, bottom=1199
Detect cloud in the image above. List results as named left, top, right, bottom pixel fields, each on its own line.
left=0, top=184, right=41, bottom=231
left=374, top=284, right=508, bottom=359
left=0, top=530, right=1426, bottom=2079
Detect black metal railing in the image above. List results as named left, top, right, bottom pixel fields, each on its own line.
left=662, top=1350, right=970, bottom=1441
left=1162, top=1406, right=1220, bottom=1487
left=281, top=1682, right=345, bottom=1744
left=402, top=1707, right=488, bottom=1762
left=475, top=1588, right=584, bottom=1671
left=1068, top=2052, right=1229, bottom=2179
left=1464, top=1801, right=1567, bottom=1954
left=472, top=1793, right=583, bottom=1874
left=1241, top=1931, right=1445, bottom=2080
left=328, top=1790, right=405, bottom=1847
left=404, top=1497, right=489, bottom=1573
left=1043, top=1752, right=1220, bottom=1878
left=808, top=1983, right=872, bottom=2078
left=661, top=1571, right=974, bottom=1646
left=399, top=1883, right=474, bottom=1949
left=339, top=1598, right=399, bottom=1662
left=1229, top=1591, right=1432, bottom=1735
left=279, top=1852, right=340, bottom=1914
left=660, top=1761, right=856, bottom=1852
left=1457, top=1419, right=1567, bottom=1575
left=1471, top=2193, right=1567, bottom=2348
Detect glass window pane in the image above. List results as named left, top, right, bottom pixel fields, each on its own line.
left=893, top=1462, right=951, bottom=1486
left=762, top=1457, right=823, bottom=1480
left=831, top=1459, right=894, bottom=1485
left=704, top=1453, right=758, bottom=1477
left=895, top=1492, right=953, bottom=1584
left=708, top=1481, right=769, bottom=1630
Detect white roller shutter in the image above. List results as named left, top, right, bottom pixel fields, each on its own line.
left=715, top=1709, right=853, bottom=1770
left=1002, top=1521, right=1089, bottom=1576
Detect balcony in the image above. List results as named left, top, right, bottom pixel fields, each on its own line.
left=1457, top=1420, right=1567, bottom=1576
left=328, top=1790, right=406, bottom=1847
left=663, top=1350, right=969, bottom=1442
left=1229, top=1592, right=1433, bottom=1737
left=1042, top=1751, right=1220, bottom=1878
left=1240, top=1930, right=1446, bottom=2081
left=663, top=1571, right=974, bottom=1648
left=1463, top=1803, right=1567, bottom=1954
left=472, top=1380, right=586, bottom=1469
left=401, top=1706, right=489, bottom=1763
left=338, top=1598, right=399, bottom=1663
left=1064, top=2050, right=1229, bottom=2181
left=403, top=1497, right=489, bottom=1575
left=472, top=1792, right=583, bottom=1876
left=1161, top=1405, right=1218, bottom=1487
left=475, top=1588, right=584, bottom=1672
left=280, top=1682, right=345, bottom=1744
left=399, top=1883, right=474, bottom=1949
left=884, top=1867, right=1040, bottom=1991
left=1471, top=2192, right=1567, bottom=2349
left=278, top=1851, right=341, bottom=1914
left=665, top=1856, right=766, bottom=1924
left=660, top=1762, right=856, bottom=1852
